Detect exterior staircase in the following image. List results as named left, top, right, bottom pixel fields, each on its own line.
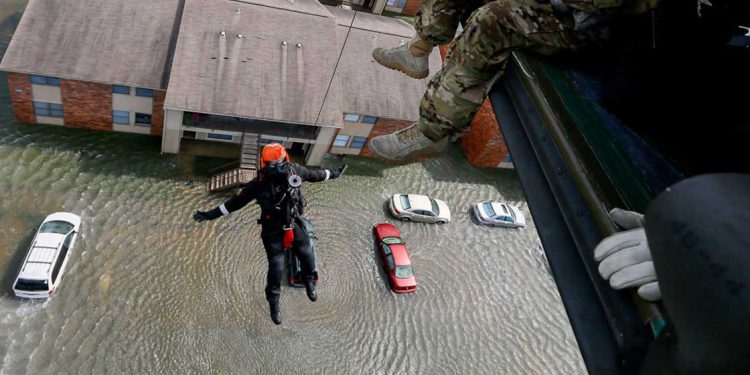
left=207, top=133, right=259, bottom=193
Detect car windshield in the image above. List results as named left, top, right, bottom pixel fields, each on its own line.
left=382, top=237, right=403, bottom=245
left=399, top=195, right=411, bottom=210
left=482, top=202, right=496, bottom=217
left=15, top=278, right=49, bottom=291
left=429, top=198, right=440, bottom=216
left=395, top=265, right=413, bottom=279
left=39, top=221, right=74, bottom=234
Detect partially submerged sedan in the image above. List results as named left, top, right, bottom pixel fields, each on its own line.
left=473, top=202, right=526, bottom=228
left=373, top=223, right=416, bottom=293
left=388, top=194, right=451, bottom=224
left=13, top=212, right=81, bottom=298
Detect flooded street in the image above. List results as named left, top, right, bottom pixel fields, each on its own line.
left=0, top=3, right=584, bottom=374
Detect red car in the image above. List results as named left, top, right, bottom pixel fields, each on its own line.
left=373, top=223, right=416, bottom=293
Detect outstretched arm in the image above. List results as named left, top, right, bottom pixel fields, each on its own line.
left=295, top=164, right=347, bottom=183
left=193, top=179, right=260, bottom=222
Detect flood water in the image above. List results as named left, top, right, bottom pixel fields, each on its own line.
left=0, top=3, right=584, bottom=374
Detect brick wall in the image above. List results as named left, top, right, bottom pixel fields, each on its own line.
left=461, top=101, right=507, bottom=167
left=402, top=0, right=423, bottom=16
left=61, top=79, right=112, bottom=131
left=151, top=90, right=166, bottom=136
left=7, top=73, right=35, bottom=124
left=360, top=118, right=411, bottom=157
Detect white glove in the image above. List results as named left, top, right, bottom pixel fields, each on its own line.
left=594, top=209, right=661, bottom=302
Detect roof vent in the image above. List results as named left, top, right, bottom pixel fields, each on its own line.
left=281, top=41, right=287, bottom=46
left=220, top=31, right=226, bottom=37
left=296, top=43, right=302, bottom=49
left=236, top=8, right=241, bottom=13
left=237, top=34, right=245, bottom=39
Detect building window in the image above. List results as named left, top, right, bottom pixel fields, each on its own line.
left=135, top=112, right=152, bottom=126
left=112, top=85, right=130, bottom=95
left=362, top=116, right=378, bottom=124
left=386, top=0, right=407, bottom=8
left=343, top=113, right=360, bottom=122
left=350, top=136, right=367, bottom=149
left=207, top=133, right=234, bottom=141
left=135, top=88, right=154, bottom=97
left=259, top=137, right=281, bottom=145
left=33, top=102, right=63, bottom=118
left=30, top=75, right=60, bottom=86
left=333, top=135, right=350, bottom=147
left=113, top=110, right=130, bottom=125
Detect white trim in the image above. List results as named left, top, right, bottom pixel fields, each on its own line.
left=324, top=170, right=331, bottom=181
left=219, top=204, right=229, bottom=216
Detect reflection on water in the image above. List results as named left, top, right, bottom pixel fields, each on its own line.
left=0, top=3, right=584, bottom=373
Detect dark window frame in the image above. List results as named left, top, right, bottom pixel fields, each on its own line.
left=30, top=75, right=60, bottom=86
left=113, top=110, right=130, bottom=125
left=112, top=85, right=131, bottom=95
left=206, top=133, right=234, bottom=141
left=349, top=136, right=368, bottom=149
left=135, top=112, right=152, bottom=126
left=135, top=88, right=154, bottom=97
left=362, top=116, right=378, bottom=124
left=333, top=135, right=350, bottom=147
left=33, top=101, right=64, bottom=118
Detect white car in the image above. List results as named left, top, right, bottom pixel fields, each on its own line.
left=473, top=202, right=526, bottom=228
left=389, top=194, right=451, bottom=224
left=13, top=212, right=81, bottom=298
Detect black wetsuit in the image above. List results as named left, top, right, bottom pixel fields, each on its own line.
left=217, top=163, right=333, bottom=304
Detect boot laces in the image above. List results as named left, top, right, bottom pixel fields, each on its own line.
left=396, top=125, right=422, bottom=144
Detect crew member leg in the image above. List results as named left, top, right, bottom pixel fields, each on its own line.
left=261, top=233, right=285, bottom=324
left=292, top=225, right=318, bottom=302
left=418, top=0, right=578, bottom=139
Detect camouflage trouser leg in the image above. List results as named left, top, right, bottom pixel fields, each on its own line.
left=414, top=0, right=490, bottom=45
left=417, top=0, right=579, bottom=139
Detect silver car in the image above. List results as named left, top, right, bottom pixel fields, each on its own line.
left=389, top=194, right=451, bottom=224
left=473, top=202, right=526, bottom=228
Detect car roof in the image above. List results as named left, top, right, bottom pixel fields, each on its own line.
left=19, top=235, right=61, bottom=279
left=389, top=244, right=411, bottom=265
left=406, top=194, right=432, bottom=211
left=492, top=202, right=510, bottom=215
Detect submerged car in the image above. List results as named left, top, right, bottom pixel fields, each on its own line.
left=13, top=212, right=81, bottom=298
left=388, top=194, right=451, bottom=224
left=373, top=223, right=416, bottom=293
left=473, top=202, right=526, bottom=228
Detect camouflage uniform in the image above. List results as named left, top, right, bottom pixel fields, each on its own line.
left=415, top=0, right=579, bottom=139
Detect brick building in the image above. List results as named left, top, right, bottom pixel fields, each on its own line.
left=2, top=0, right=508, bottom=168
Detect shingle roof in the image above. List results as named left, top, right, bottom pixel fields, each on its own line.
left=0, top=0, right=181, bottom=89
left=164, top=0, right=343, bottom=127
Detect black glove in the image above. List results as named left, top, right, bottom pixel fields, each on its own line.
left=330, top=164, right=348, bottom=179
left=193, top=208, right=222, bottom=222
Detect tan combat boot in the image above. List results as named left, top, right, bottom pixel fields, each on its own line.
left=368, top=123, right=448, bottom=162
left=372, top=36, right=434, bottom=79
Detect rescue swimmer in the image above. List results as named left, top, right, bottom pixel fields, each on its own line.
left=193, top=143, right=347, bottom=325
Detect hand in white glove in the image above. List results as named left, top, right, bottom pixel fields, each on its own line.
left=594, top=208, right=661, bottom=302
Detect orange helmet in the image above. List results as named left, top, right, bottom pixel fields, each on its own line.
left=260, top=143, right=290, bottom=169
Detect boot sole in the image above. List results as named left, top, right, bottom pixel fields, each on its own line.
left=372, top=52, right=429, bottom=79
